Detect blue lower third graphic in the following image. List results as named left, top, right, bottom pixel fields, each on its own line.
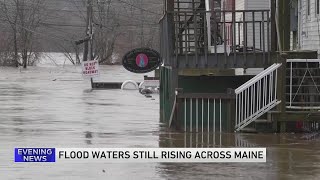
left=14, top=148, right=56, bottom=162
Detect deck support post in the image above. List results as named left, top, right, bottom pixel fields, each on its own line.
left=175, top=88, right=184, bottom=130
left=279, top=53, right=288, bottom=133
left=227, top=88, right=235, bottom=133
left=280, top=122, right=286, bottom=133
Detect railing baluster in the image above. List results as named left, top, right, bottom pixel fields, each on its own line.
left=249, top=87, right=251, bottom=117
left=253, top=83, right=256, bottom=113
left=223, top=11, right=227, bottom=65
left=202, top=98, right=204, bottom=134
left=208, top=98, right=210, bottom=133
left=184, top=12, right=188, bottom=66
left=275, top=70, right=278, bottom=99
left=220, top=99, right=222, bottom=133
left=290, top=62, right=292, bottom=106
left=196, top=133, right=198, bottom=148
left=184, top=98, right=187, bottom=132
left=233, top=11, right=236, bottom=65
left=196, top=98, right=198, bottom=132
left=267, top=11, right=270, bottom=63
left=262, top=78, right=265, bottom=107
left=261, top=78, right=264, bottom=107
left=252, top=11, right=256, bottom=56
left=240, top=92, right=242, bottom=126
left=244, top=89, right=247, bottom=120
left=263, top=77, right=266, bottom=106
left=213, top=99, right=216, bottom=133
left=238, top=21, right=241, bottom=47
left=243, top=11, right=247, bottom=64
left=262, top=11, right=266, bottom=65
left=201, top=131, right=204, bottom=147
left=235, top=94, right=238, bottom=129
left=194, top=11, right=198, bottom=67
left=269, top=73, right=272, bottom=103
left=184, top=132, right=186, bottom=147
left=256, top=82, right=259, bottom=112
left=241, top=92, right=244, bottom=125
left=258, top=80, right=261, bottom=111
left=204, top=11, right=208, bottom=66
left=270, top=72, right=273, bottom=102
left=219, top=131, right=222, bottom=147
left=264, top=76, right=267, bottom=106
left=251, top=85, right=253, bottom=116
left=190, top=98, right=192, bottom=132
left=213, top=8, right=217, bottom=62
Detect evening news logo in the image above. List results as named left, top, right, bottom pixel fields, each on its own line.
left=14, top=148, right=55, bottom=162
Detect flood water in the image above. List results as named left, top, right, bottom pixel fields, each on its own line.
left=0, top=60, right=320, bottom=180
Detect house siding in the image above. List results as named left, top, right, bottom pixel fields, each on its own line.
left=235, top=0, right=270, bottom=51
left=299, top=0, right=320, bottom=55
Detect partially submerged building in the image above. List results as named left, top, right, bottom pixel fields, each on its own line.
left=159, top=0, right=320, bottom=133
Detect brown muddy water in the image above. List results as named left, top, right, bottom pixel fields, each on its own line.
left=0, top=65, right=320, bottom=180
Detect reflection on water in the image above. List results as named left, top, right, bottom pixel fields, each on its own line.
left=158, top=132, right=320, bottom=180
left=0, top=65, right=320, bottom=180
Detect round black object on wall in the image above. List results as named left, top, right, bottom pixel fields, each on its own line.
left=122, top=48, right=161, bottom=73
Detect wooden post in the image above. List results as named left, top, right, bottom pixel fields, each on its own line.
left=270, top=0, right=277, bottom=53
left=175, top=88, right=183, bottom=129
left=279, top=53, right=288, bottom=133
left=166, top=0, right=174, bottom=12
left=227, top=88, right=235, bottom=133
left=278, top=0, right=291, bottom=51
left=274, top=53, right=288, bottom=133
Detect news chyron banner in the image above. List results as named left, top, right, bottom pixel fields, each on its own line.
left=14, top=148, right=267, bottom=163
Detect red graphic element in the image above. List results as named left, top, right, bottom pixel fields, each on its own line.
left=136, top=53, right=149, bottom=68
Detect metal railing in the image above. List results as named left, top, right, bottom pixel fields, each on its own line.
left=286, top=59, right=320, bottom=110
left=176, top=93, right=235, bottom=133
left=159, top=9, right=271, bottom=67
left=235, top=63, right=282, bottom=132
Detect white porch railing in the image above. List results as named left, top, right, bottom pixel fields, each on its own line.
left=235, top=63, right=282, bottom=132
left=286, top=59, right=320, bottom=110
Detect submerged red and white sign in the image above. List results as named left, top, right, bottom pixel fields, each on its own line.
left=82, top=60, right=99, bottom=78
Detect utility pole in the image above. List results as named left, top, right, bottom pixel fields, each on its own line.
left=83, top=0, right=94, bottom=88
left=89, top=0, right=94, bottom=61
left=83, top=0, right=90, bottom=64
left=140, top=0, right=144, bottom=47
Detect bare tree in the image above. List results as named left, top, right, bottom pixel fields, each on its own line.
left=0, top=0, right=47, bottom=68
left=93, top=0, right=120, bottom=64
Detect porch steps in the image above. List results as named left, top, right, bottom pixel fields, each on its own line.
left=235, top=63, right=282, bottom=132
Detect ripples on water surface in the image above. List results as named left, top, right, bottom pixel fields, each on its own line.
left=0, top=64, right=320, bottom=180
